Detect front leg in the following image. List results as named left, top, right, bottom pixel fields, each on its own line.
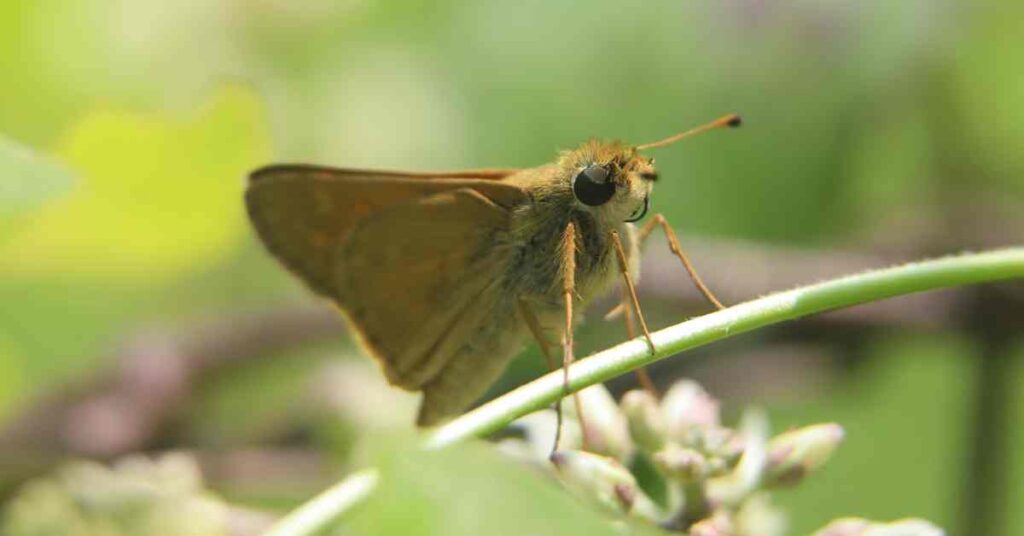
left=638, top=214, right=725, bottom=310
left=552, top=221, right=589, bottom=454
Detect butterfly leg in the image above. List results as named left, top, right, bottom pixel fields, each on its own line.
left=609, top=230, right=659, bottom=396
left=517, top=299, right=557, bottom=372
left=638, top=214, right=726, bottom=310
left=519, top=299, right=588, bottom=454
left=616, top=286, right=658, bottom=395
left=551, top=222, right=590, bottom=455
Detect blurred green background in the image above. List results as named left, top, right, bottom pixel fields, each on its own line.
left=1, top=1, right=1022, bottom=535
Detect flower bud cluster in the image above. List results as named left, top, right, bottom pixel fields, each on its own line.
left=501, top=379, right=928, bottom=535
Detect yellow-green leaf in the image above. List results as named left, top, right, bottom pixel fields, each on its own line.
left=0, top=135, right=75, bottom=244
left=0, top=86, right=272, bottom=281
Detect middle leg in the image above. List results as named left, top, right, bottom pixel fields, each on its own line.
left=609, top=230, right=659, bottom=396
left=518, top=298, right=589, bottom=454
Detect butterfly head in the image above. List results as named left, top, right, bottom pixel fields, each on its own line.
left=558, top=113, right=740, bottom=224
left=559, top=141, right=657, bottom=223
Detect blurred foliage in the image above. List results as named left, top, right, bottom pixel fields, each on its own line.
left=347, top=437, right=641, bottom=536
left=2, top=454, right=230, bottom=536
left=0, top=0, right=1021, bottom=535
left=768, top=335, right=975, bottom=533
left=1, top=86, right=270, bottom=280
left=0, top=136, right=74, bottom=244
left=0, top=336, right=26, bottom=422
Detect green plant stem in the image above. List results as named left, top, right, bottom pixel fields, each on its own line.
left=272, top=247, right=1023, bottom=536
left=262, top=468, right=379, bottom=536
left=425, top=247, right=1024, bottom=449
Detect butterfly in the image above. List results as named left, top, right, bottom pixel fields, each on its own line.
left=245, top=114, right=739, bottom=430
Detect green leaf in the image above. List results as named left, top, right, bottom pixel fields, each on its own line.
left=0, top=135, right=74, bottom=243
left=346, top=436, right=642, bottom=536
left=0, top=85, right=272, bottom=281
left=0, top=335, right=26, bottom=424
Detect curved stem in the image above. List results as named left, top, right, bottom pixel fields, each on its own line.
left=269, top=248, right=1024, bottom=536
left=425, top=247, right=1024, bottom=449
left=262, top=468, right=379, bottom=536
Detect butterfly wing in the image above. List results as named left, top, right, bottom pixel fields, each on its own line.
left=246, top=165, right=523, bottom=295
left=336, top=187, right=538, bottom=425
left=246, top=166, right=532, bottom=425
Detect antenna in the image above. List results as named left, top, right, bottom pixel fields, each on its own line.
left=635, top=113, right=742, bottom=151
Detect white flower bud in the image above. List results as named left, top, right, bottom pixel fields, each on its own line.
left=652, top=444, right=707, bottom=482
left=621, top=389, right=666, bottom=453
left=550, top=450, right=639, bottom=513
left=706, top=409, right=769, bottom=506
left=662, top=380, right=721, bottom=443
left=689, top=511, right=734, bottom=536
left=568, top=384, right=633, bottom=461
left=812, top=517, right=944, bottom=536
left=765, top=423, right=844, bottom=486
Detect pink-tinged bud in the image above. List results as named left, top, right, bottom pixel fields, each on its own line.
left=812, top=517, right=944, bottom=536
left=706, top=409, right=769, bottom=506
left=652, top=444, right=707, bottom=482
left=813, top=519, right=869, bottom=536
left=550, top=450, right=639, bottom=513
left=735, top=493, right=787, bottom=536
left=662, top=381, right=721, bottom=442
left=701, top=426, right=735, bottom=454
left=712, top=430, right=747, bottom=470
left=689, top=511, right=734, bottom=536
left=765, top=423, right=844, bottom=487
left=705, top=455, right=729, bottom=476
left=569, top=385, right=633, bottom=461
left=621, top=389, right=666, bottom=453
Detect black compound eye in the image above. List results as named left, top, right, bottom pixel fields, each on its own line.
left=572, top=164, right=616, bottom=206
